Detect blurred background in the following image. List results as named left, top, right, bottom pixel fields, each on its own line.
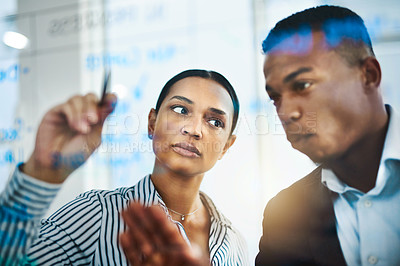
left=1, top=0, right=399, bottom=262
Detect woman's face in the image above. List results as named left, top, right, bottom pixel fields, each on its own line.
left=149, top=77, right=236, bottom=177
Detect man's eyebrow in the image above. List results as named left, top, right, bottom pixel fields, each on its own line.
left=283, top=67, right=312, bottom=83
left=209, top=107, right=226, bottom=116
left=168, top=95, right=193, bottom=104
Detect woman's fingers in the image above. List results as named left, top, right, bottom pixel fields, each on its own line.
left=84, top=93, right=100, bottom=124
left=121, top=203, right=175, bottom=265
left=121, top=203, right=209, bottom=266
left=52, top=93, right=117, bottom=134
left=98, top=93, right=117, bottom=124
left=121, top=204, right=154, bottom=257
left=146, top=205, right=187, bottom=247
left=120, top=232, right=142, bottom=266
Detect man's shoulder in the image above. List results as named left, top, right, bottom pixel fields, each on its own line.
left=276, top=166, right=322, bottom=199
left=264, top=166, right=323, bottom=220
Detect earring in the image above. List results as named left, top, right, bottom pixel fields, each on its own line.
left=148, top=134, right=153, bottom=139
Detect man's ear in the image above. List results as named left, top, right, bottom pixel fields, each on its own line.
left=148, top=108, right=157, bottom=139
left=361, top=57, right=381, bottom=93
left=218, top=135, right=237, bottom=160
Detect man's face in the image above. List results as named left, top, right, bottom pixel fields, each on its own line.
left=263, top=32, right=372, bottom=163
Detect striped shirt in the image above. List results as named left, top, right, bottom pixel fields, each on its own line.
left=0, top=167, right=249, bottom=265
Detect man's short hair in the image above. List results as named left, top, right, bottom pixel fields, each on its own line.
left=262, top=5, right=375, bottom=66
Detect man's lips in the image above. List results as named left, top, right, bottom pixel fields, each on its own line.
left=172, top=143, right=201, bottom=157
left=287, top=133, right=314, bottom=143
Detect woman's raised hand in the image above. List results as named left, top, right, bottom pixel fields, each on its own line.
left=22, top=93, right=117, bottom=183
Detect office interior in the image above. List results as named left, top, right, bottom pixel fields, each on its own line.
left=1, top=0, right=399, bottom=260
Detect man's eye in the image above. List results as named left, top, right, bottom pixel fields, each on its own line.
left=171, top=106, right=188, bottom=114
left=268, top=94, right=281, bottom=106
left=208, top=119, right=224, bottom=128
left=294, top=81, right=311, bottom=91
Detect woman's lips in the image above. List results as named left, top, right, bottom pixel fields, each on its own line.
left=172, top=143, right=201, bottom=158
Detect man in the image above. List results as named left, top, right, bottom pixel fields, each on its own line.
left=121, top=5, right=399, bottom=266
left=256, top=5, right=400, bottom=266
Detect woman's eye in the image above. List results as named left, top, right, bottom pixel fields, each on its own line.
left=209, top=119, right=224, bottom=128
left=172, top=106, right=188, bottom=114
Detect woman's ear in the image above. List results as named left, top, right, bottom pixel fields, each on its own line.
left=148, top=108, right=157, bottom=139
left=361, top=57, right=382, bottom=93
left=218, top=134, right=237, bottom=160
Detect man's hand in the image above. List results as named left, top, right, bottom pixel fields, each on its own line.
left=22, top=93, right=117, bottom=183
left=120, top=202, right=210, bottom=266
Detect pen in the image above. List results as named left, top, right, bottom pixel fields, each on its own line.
left=99, top=69, right=111, bottom=106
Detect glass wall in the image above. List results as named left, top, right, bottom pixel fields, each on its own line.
left=1, top=0, right=399, bottom=261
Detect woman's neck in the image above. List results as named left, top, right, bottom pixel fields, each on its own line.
left=150, top=163, right=204, bottom=215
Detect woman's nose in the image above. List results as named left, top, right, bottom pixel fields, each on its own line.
left=180, top=118, right=202, bottom=139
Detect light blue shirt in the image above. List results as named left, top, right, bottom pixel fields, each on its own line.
left=322, top=105, right=400, bottom=266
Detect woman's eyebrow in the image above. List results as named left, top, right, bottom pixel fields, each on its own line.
left=168, top=95, right=193, bottom=104
left=169, top=95, right=227, bottom=116
left=208, top=107, right=226, bottom=116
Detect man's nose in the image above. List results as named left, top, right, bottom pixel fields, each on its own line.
left=277, top=97, right=302, bottom=126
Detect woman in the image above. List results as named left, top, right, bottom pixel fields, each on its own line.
left=0, top=70, right=247, bottom=265
left=120, top=69, right=246, bottom=265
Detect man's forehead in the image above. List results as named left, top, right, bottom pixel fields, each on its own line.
left=263, top=51, right=308, bottom=77
left=263, top=31, right=333, bottom=73
left=267, top=30, right=329, bottom=56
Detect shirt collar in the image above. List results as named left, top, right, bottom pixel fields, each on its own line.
left=380, top=105, right=400, bottom=163
left=132, top=174, right=164, bottom=207
left=374, top=105, right=400, bottom=194
left=133, top=175, right=231, bottom=226
left=321, top=168, right=357, bottom=194
left=200, top=191, right=232, bottom=227
left=132, top=175, right=191, bottom=243
left=322, top=105, right=400, bottom=195
left=132, top=175, right=232, bottom=245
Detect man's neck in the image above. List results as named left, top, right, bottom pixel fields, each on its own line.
left=327, top=109, right=389, bottom=193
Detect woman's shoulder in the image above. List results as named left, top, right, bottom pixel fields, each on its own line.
left=200, top=191, right=247, bottom=243
left=76, top=174, right=152, bottom=203
left=200, top=192, right=249, bottom=264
